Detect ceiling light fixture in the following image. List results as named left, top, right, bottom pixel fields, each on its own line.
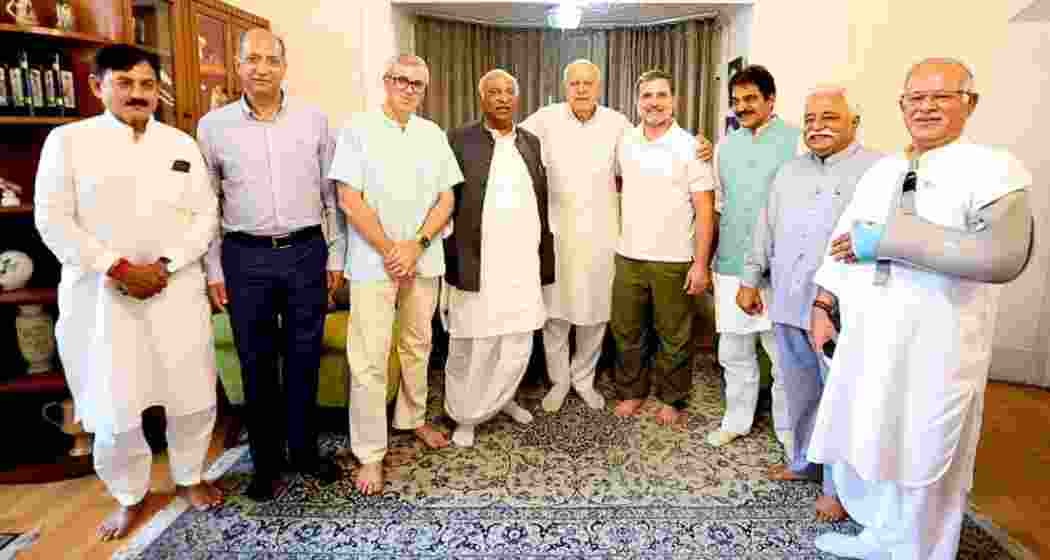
left=546, top=1, right=583, bottom=29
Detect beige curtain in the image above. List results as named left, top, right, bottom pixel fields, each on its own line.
left=415, top=16, right=719, bottom=139
left=416, top=17, right=607, bottom=131
left=605, top=19, right=721, bottom=139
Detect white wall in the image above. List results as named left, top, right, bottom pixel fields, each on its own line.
left=225, top=0, right=1048, bottom=385
left=749, top=0, right=1050, bottom=386
left=224, top=0, right=415, bottom=126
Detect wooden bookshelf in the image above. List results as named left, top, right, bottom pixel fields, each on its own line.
left=0, top=23, right=115, bottom=45
left=0, top=287, right=58, bottom=306
left=0, top=370, right=66, bottom=395
left=0, top=204, right=34, bottom=215
left=0, top=116, right=79, bottom=126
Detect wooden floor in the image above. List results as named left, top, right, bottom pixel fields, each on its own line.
left=1, top=382, right=1048, bottom=560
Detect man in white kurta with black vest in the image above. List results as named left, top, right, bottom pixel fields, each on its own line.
left=519, top=60, right=630, bottom=412
left=34, top=45, right=222, bottom=541
left=443, top=69, right=554, bottom=447
left=809, top=58, right=1033, bottom=559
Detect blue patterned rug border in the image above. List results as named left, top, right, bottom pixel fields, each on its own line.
left=112, top=444, right=249, bottom=560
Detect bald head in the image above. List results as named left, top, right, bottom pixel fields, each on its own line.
left=900, top=58, right=978, bottom=155
left=237, top=28, right=287, bottom=101
left=479, top=69, right=519, bottom=99
left=564, top=59, right=602, bottom=121
left=904, top=57, right=975, bottom=92
left=239, top=29, right=286, bottom=63
left=479, top=68, right=519, bottom=133
left=563, top=59, right=601, bottom=84
left=803, top=85, right=860, bottom=157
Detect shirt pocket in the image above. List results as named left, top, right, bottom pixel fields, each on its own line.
left=147, top=170, right=195, bottom=228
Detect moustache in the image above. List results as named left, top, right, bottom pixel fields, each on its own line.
left=806, top=129, right=836, bottom=140
left=126, top=99, right=150, bottom=107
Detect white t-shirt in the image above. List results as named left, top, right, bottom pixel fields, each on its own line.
left=616, top=122, right=715, bottom=262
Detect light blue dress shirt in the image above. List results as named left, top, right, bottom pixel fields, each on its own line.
left=197, top=95, right=345, bottom=283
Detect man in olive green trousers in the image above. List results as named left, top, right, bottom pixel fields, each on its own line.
left=610, top=70, right=716, bottom=426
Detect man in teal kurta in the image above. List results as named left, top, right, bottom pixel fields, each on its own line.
left=707, top=65, right=798, bottom=449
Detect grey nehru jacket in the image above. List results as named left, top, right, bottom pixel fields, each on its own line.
left=740, top=141, right=883, bottom=330
left=197, top=95, right=346, bottom=283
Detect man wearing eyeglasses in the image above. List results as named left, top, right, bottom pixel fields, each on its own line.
left=330, top=54, right=461, bottom=495
left=807, top=58, right=1033, bottom=559
left=198, top=28, right=345, bottom=501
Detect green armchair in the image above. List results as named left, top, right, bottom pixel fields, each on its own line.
left=212, top=310, right=401, bottom=446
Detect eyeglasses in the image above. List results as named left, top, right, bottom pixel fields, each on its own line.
left=899, top=90, right=974, bottom=108
left=385, top=74, right=426, bottom=93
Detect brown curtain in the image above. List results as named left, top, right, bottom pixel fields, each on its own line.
left=415, top=16, right=719, bottom=139
left=605, top=19, right=721, bottom=138
left=416, top=17, right=607, bottom=131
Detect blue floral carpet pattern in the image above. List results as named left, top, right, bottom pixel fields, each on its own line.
left=126, top=360, right=1015, bottom=559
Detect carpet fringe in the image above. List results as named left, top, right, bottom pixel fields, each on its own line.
left=111, top=444, right=248, bottom=560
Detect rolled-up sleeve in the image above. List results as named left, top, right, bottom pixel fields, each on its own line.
left=319, top=117, right=346, bottom=272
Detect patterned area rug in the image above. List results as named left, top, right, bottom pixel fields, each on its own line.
left=117, top=359, right=1017, bottom=559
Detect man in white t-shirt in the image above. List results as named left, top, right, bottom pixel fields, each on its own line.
left=610, top=70, right=716, bottom=426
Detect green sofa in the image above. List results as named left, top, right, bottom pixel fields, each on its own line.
left=213, top=310, right=401, bottom=441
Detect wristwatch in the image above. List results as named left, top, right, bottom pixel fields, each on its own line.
left=415, top=232, right=432, bottom=250
left=159, top=257, right=175, bottom=274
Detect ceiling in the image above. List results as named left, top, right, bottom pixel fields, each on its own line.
left=396, top=2, right=743, bottom=28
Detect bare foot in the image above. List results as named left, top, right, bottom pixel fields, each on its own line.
left=654, top=405, right=687, bottom=426
left=356, top=461, right=384, bottom=495
left=414, top=423, right=450, bottom=449
left=176, top=481, right=224, bottom=511
left=815, top=495, right=848, bottom=522
left=97, top=500, right=144, bottom=541
left=614, top=399, right=644, bottom=418
left=766, top=464, right=815, bottom=481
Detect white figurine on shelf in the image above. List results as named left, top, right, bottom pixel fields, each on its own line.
left=0, top=250, right=33, bottom=291
left=0, top=190, right=19, bottom=207
left=0, top=177, right=23, bottom=207
left=5, top=0, right=38, bottom=26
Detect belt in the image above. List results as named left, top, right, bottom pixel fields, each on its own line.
left=225, top=225, right=323, bottom=249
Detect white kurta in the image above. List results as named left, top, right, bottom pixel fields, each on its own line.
left=809, top=140, right=1032, bottom=493
left=445, top=130, right=545, bottom=339
left=35, top=112, right=220, bottom=437
left=445, top=129, right=545, bottom=425
left=520, top=104, right=630, bottom=326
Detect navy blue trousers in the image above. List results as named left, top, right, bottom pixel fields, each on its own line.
left=222, top=233, right=327, bottom=479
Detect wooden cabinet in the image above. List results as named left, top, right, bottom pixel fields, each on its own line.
left=0, top=0, right=266, bottom=480
left=182, top=0, right=268, bottom=134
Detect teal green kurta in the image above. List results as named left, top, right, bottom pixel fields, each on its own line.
left=714, top=117, right=800, bottom=277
